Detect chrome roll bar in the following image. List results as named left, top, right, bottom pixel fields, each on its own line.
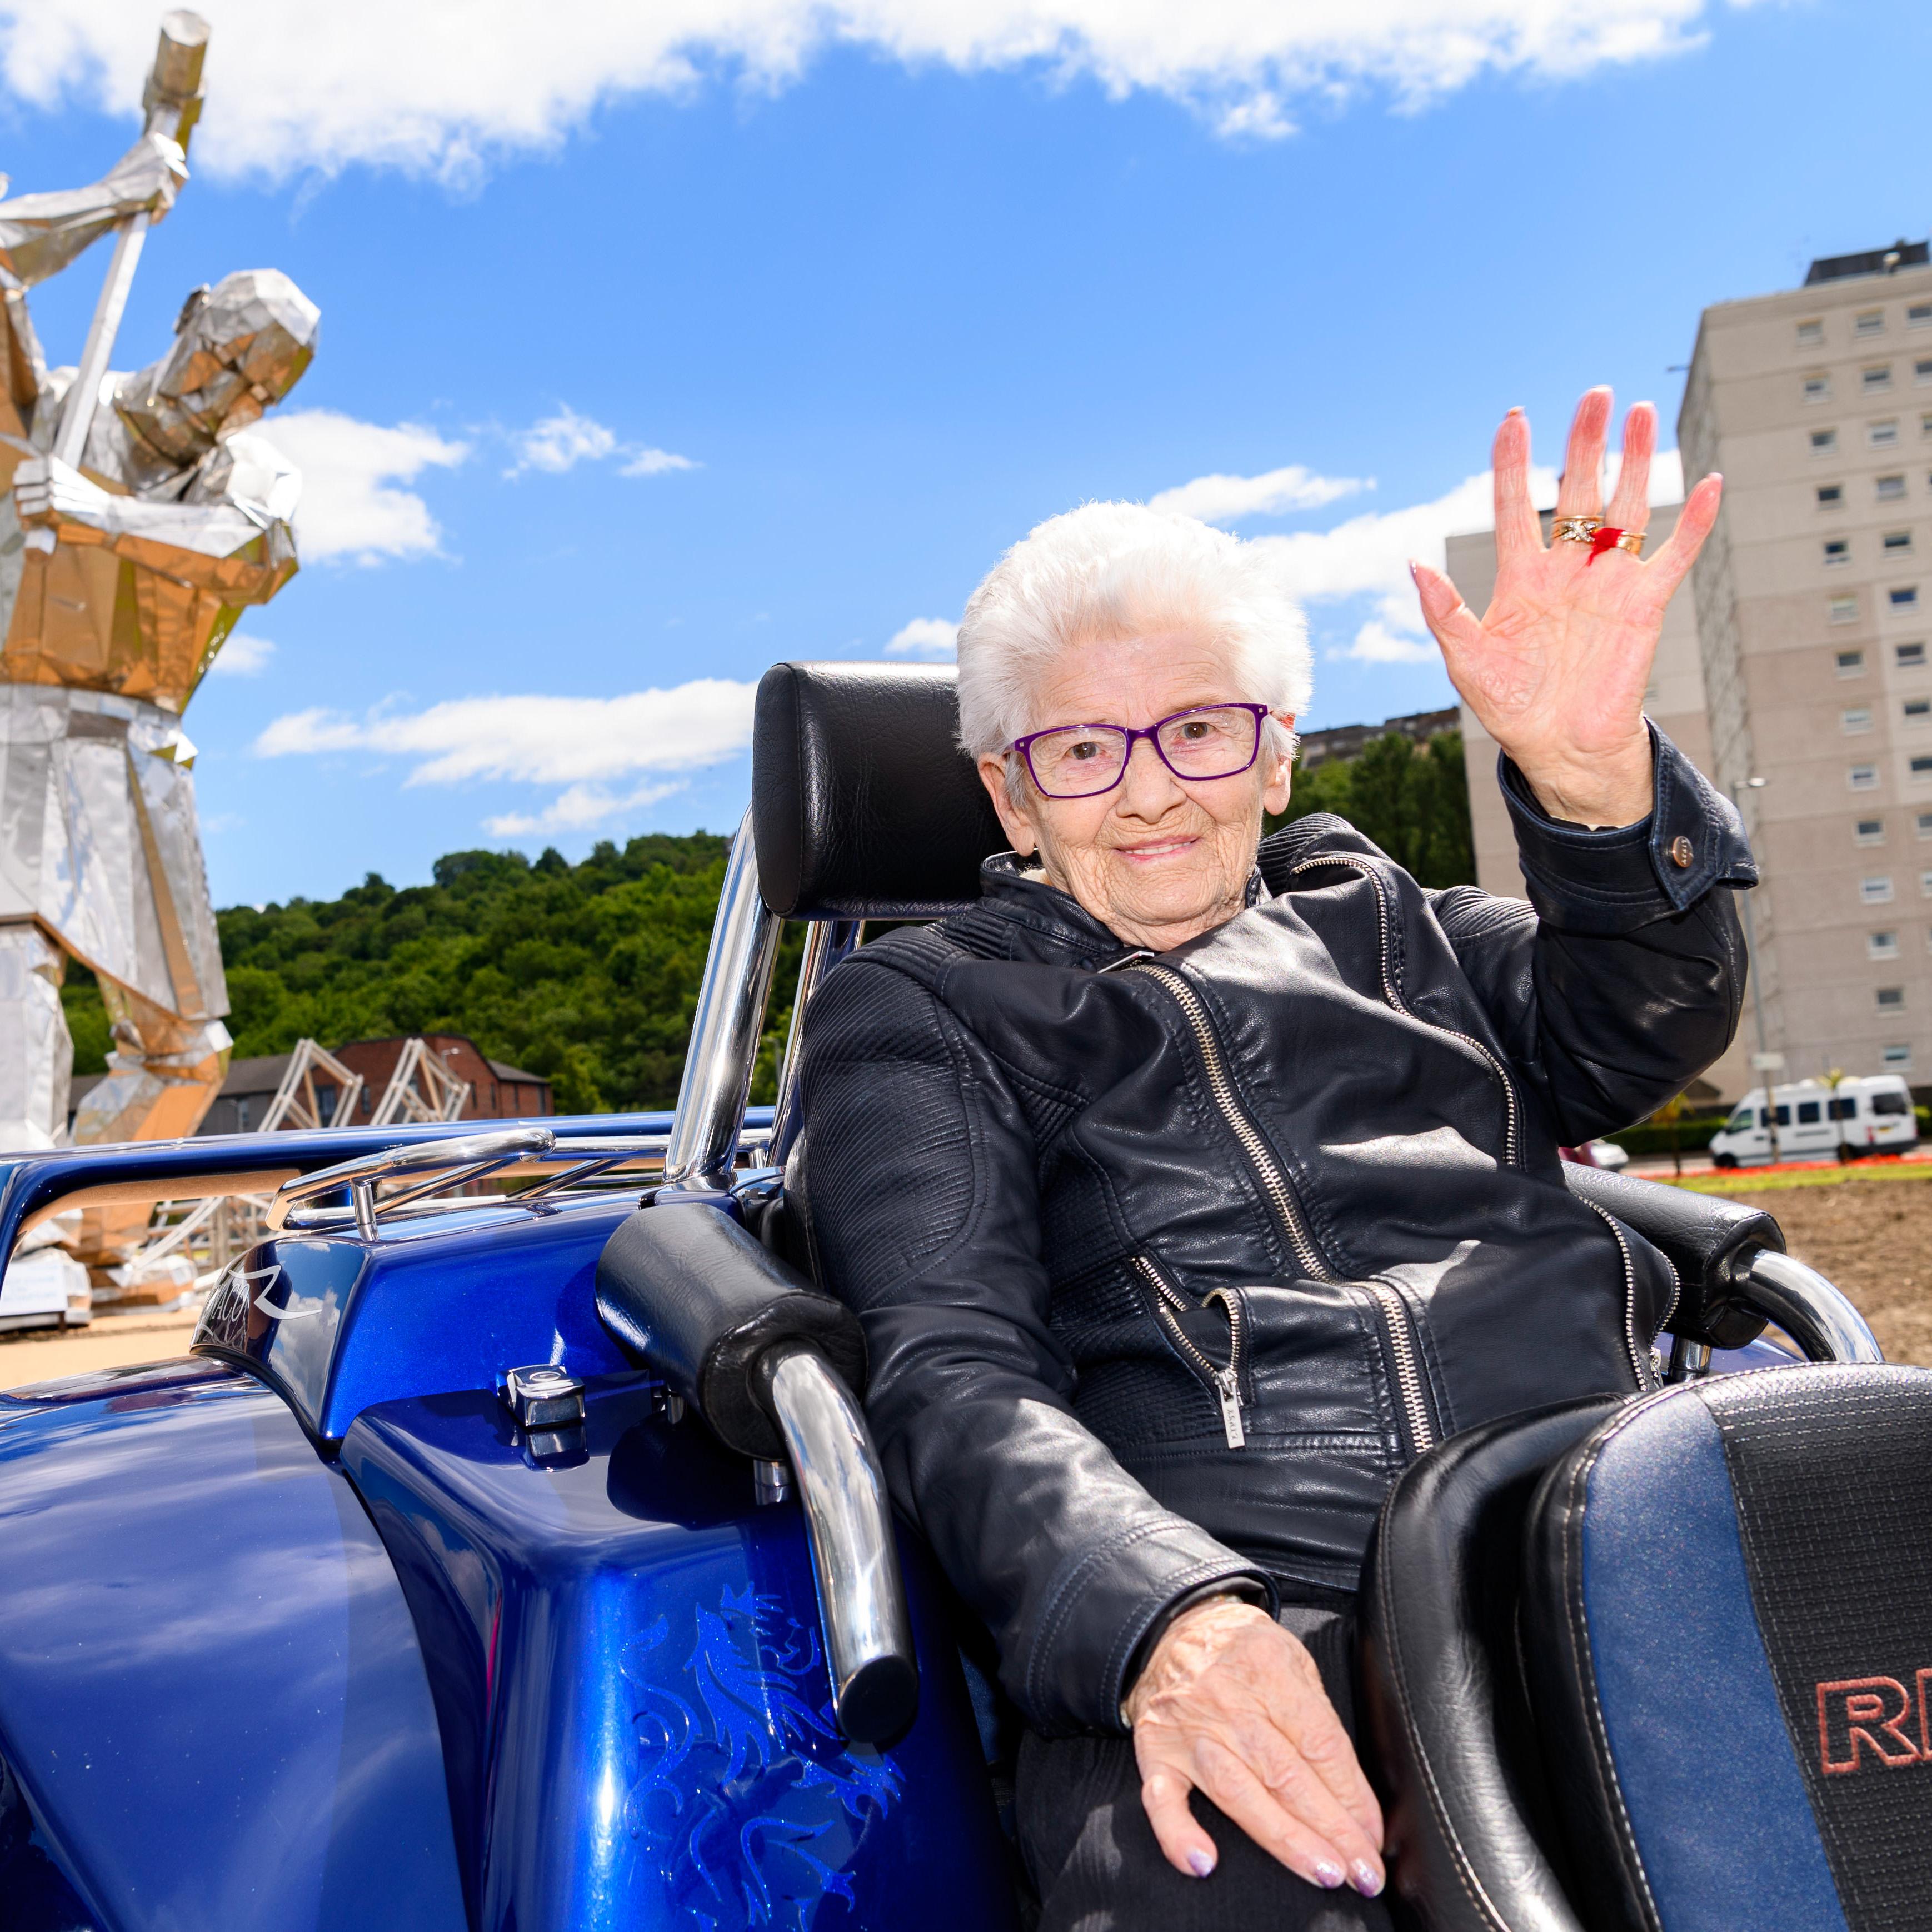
left=768, top=918, right=862, bottom=1167
left=760, top=1342, right=919, bottom=1743
left=1741, top=1248, right=1884, bottom=1365
left=662, top=807, right=785, bottom=1193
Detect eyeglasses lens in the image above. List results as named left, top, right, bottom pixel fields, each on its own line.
left=1025, top=706, right=1260, bottom=797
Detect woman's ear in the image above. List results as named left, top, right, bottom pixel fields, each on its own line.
left=1261, top=713, right=1295, bottom=816
left=977, top=752, right=1038, bottom=856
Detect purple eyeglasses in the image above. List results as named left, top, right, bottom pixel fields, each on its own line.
left=1010, top=703, right=1274, bottom=800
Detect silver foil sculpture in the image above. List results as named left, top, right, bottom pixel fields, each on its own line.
left=0, top=14, right=319, bottom=1269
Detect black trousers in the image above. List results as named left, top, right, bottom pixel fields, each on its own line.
left=1015, top=1605, right=1396, bottom=1932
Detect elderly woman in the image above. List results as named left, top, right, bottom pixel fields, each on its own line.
left=796, top=391, right=1750, bottom=1930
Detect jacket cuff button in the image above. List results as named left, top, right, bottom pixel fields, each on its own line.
left=1668, top=834, right=1695, bottom=868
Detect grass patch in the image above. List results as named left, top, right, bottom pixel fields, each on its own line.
left=1656, top=1160, right=1932, bottom=1198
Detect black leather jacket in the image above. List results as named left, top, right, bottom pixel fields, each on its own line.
left=797, top=732, right=1754, bottom=1737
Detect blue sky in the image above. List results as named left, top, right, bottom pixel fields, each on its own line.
left=2, top=0, right=1926, bottom=906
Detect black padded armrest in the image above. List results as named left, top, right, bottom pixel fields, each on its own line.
left=596, top=1202, right=867, bottom=1459
left=1561, top=1164, right=1784, bottom=1350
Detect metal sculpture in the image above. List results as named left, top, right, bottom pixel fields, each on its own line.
left=0, top=13, right=320, bottom=1276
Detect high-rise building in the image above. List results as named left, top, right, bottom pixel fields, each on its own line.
left=1679, top=238, right=1932, bottom=1084
left=1453, top=239, right=1932, bottom=1096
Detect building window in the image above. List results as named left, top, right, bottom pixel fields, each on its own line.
left=1866, top=367, right=1895, bottom=393
left=1884, top=1044, right=1915, bottom=1069
left=1901, top=642, right=1928, bottom=667
left=1878, top=987, right=1906, bottom=1011
left=1825, top=538, right=1851, bottom=567
left=1857, top=311, right=1886, bottom=337
left=1851, top=764, right=1881, bottom=790
left=1924, top=414, right=1932, bottom=439
left=1844, top=706, right=1874, bottom=731
left=1913, top=755, right=1932, bottom=779
left=1813, top=428, right=1839, bottom=455
left=1893, top=587, right=1922, bottom=611
left=1858, top=818, right=1887, bottom=845
left=1918, top=359, right=1932, bottom=385
left=1914, top=304, right=1932, bottom=328
left=1879, top=474, right=1908, bottom=500
left=1886, top=532, right=1916, bottom=555
left=1818, top=483, right=1845, bottom=507
left=1798, top=318, right=1825, bottom=345
left=1919, top=810, right=1932, bottom=837
left=1804, top=375, right=1832, bottom=403
left=1871, top=931, right=1901, bottom=960
left=1832, top=595, right=1860, bottom=623
left=1839, top=648, right=1868, bottom=674
left=1874, top=421, right=1902, bottom=447
left=1863, top=876, right=1897, bottom=902
left=1909, top=698, right=1932, bottom=721
left=1921, top=867, right=1932, bottom=892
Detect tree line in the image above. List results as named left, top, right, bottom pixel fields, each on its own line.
left=60, top=730, right=1473, bottom=1114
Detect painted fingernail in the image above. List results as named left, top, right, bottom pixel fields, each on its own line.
left=1188, top=1849, right=1216, bottom=1879
left=1313, top=1860, right=1345, bottom=1889
left=1352, top=1861, right=1385, bottom=1896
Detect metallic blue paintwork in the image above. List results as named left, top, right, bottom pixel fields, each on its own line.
left=0, top=1359, right=467, bottom=1932
left=340, top=1377, right=1017, bottom=1932
left=195, top=1194, right=640, bottom=1441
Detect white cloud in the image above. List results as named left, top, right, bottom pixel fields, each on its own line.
left=209, top=631, right=275, bottom=676
left=504, top=405, right=697, bottom=480
left=1341, top=619, right=1437, bottom=664
left=621, top=447, right=698, bottom=477
left=253, top=408, right=468, bottom=565
left=483, top=778, right=685, bottom=837
left=885, top=616, right=958, bottom=659
left=0, top=2, right=1742, bottom=182
left=1148, top=464, right=1369, bottom=525
left=253, top=680, right=758, bottom=805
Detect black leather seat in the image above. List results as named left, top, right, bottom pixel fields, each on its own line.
left=1366, top=1365, right=1932, bottom=1932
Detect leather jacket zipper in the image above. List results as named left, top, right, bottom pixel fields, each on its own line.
left=1579, top=1199, right=1657, bottom=1390
left=1131, top=1254, right=1247, bottom=1447
left=1128, top=959, right=1439, bottom=1456
left=1287, top=854, right=1522, bottom=1169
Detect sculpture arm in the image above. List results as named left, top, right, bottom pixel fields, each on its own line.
left=0, top=136, right=187, bottom=289
left=14, top=442, right=299, bottom=603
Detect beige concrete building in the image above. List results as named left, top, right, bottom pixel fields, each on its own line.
left=1449, top=506, right=1753, bottom=1102
left=1680, top=239, right=1932, bottom=1085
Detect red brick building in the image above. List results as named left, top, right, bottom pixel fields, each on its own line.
left=328, top=1035, right=553, bottom=1124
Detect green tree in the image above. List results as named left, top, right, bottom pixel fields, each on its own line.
left=1274, top=730, right=1476, bottom=888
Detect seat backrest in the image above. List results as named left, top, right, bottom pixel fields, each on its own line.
left=1522, top=1365, right=1932, bottom=1932
left=752, top=661, right=1007, bottom=918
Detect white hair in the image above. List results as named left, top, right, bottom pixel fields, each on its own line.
left=954, top=502, right=1312, bottom=776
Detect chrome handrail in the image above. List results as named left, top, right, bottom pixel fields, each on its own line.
left=1741, top=1248, right=1884, bottom=1364
left=662, top=806, right=785, bottom=1192
left=760, top=1343, right=918, bottom=1743
left=268, top=1127, right=556, bottom=1237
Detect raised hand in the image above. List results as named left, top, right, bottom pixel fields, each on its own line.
left=101, top=132, right=188, bottom=224
left=1125, top=1596, right=1386, bottom=1896
left=1410, top=388, right=1722, bottom=828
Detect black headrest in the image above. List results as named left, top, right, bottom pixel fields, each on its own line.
left=752, top=661, right=1008, bottom=918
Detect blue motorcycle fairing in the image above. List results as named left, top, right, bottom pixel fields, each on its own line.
left=0, top=1360, right=466, bottom=1932
left=193, top=1193, right=641, bottom=1442
left=341, top=1377, right=1019, bottom=1932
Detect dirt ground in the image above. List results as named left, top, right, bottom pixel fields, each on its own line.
left=1748, top=1174, right=1932, bottom=1366
left=0, top=1310, right=199, bottom=1391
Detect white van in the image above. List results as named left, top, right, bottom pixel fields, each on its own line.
left=1707, top=1075, right=1919, bottom=1167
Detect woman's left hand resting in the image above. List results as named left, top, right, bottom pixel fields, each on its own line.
left=1123, top=1596, right=1386, bottom=1896
left=1411, top=387, right=1723, bottom=830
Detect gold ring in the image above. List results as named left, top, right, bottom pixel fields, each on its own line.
left=1551, top=516, right=1604, bottom=544
left=1612, top=529, right=1646, bottom=557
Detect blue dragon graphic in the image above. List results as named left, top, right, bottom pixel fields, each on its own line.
left=623, top=1585, right=905, bottom=1928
